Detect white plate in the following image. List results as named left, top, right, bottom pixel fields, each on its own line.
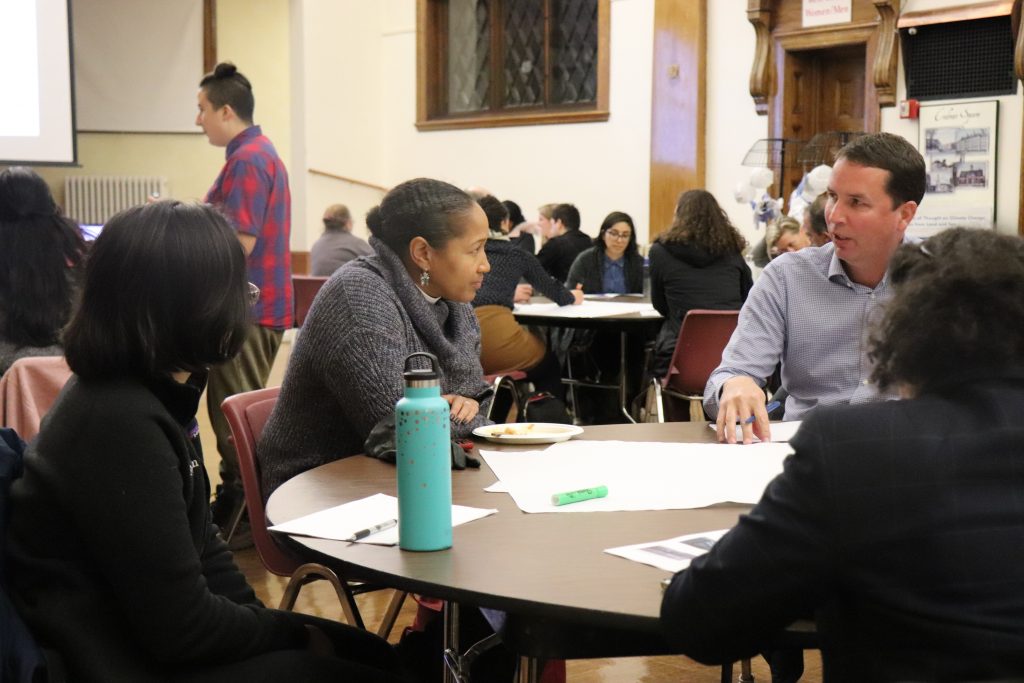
left=473, top=423, right=584, bottom=444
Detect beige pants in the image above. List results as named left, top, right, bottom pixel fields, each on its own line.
left=475, top=305, right=546, bottom=375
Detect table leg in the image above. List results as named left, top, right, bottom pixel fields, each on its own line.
left=516, top=655, right=540, bottom=683
left=443, top=602, right=460, bottom=683
left=619, top=330, right=637, bottom=423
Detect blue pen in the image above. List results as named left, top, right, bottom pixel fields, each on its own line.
left=743, top=400, right=780, bottom=424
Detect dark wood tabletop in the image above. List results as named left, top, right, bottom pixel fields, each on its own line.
left=266, top=421, right=748, bottom=636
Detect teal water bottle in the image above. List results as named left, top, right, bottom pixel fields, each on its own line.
left=395, top=352, right=453, bottom=551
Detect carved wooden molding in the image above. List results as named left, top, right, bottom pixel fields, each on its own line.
left=872, top=1, right=900, bottom=106
left=747, top=0, right=773, bottom=116
left=748, top=0, right=901, bottom=114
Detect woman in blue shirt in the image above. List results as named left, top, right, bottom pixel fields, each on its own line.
left=565, top=212, right=644, bottom=294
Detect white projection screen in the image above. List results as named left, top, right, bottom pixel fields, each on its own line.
left=0, top=0, right=76, bottom=165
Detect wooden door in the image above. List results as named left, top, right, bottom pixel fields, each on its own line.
left=779, top=44, right=867, bottom=205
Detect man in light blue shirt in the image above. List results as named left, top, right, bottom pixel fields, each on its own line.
left=706, top=132, right=926, bottom=443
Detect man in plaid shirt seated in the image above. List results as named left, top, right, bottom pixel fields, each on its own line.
left=196, top=61, right=293, bottom=549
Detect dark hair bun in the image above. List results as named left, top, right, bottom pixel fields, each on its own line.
left=213, top=62, right=238, bottom=79
left=365, top=206, right=384, bottom=235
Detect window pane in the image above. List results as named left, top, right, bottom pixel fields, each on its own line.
left=447, top=0, right=490, bottom=113
left=551, top=0, right=598, bottom=105
left=503, top=0, right=544, bottom=108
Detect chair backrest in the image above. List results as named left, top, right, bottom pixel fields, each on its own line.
left=663, top=310, right=740, bottom=397
left=220, top=386, right=298, bottom=577
left=0, top=357, right=72, bottom=443
left=292, top=275, right=329, bottom=328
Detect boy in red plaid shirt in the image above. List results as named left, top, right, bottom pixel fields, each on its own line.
left=196, top=62, right=292, bottom=548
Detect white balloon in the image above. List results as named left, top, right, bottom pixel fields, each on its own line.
left=806, top=164, right=832, bottom=193
left=749, top=167, right=774, bottom=189
left=733, top=181, right=756, bottom=204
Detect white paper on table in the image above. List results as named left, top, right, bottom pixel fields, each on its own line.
left=484, top=481, right=509, bottom=493
left=268, top=492, right=497, bottom=545
left=709, top=420, right=803, bottom=443
left=605, top=528, right=730, bottom=573
left=514, top=301, right=657, bottom=318
left=479, top=439, right=792, bottom=513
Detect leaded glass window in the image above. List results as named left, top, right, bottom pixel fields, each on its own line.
left=418, top=0, right=609, bottom=129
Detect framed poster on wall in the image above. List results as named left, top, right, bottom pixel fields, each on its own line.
left=910, top=100, right=998, bottom=237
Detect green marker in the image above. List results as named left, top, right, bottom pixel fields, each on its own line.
left=551, top=485, right=608, bottom=506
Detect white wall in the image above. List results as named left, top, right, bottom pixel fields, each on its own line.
left=705, top=0, right=769, bottom=245
left=292, top=0, right=1020, bottom=249
left=292, top=0, right=656, bottom=249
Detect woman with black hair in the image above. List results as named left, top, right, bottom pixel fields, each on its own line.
left=259, top=178, right=494, bottom=498
left=565, top=211, right=644, bottom=294
left=649, top=190, right=753, bottom=379
left=6, top=201, right=407, bottom=682
left=0, top=167, right=85, bottom=374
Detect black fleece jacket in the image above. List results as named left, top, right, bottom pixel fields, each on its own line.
left=649, top=241, right=753, bottom=378
left=6, top=374, right=306, bottom=682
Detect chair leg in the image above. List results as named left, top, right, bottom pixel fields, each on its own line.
left=739, top=657, right=755, bottom=682
left=224, top=499, right=247, bottom=543
left=689, top=398, right=705, bottom=422
left=377, top=590, right=408, bottom=639
left=653, top=380, right=666, bottom=424
left=279, top=563, right=366, bottom=630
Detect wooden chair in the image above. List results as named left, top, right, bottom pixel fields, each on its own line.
left=292, top=275, right=329, bottom=328
left=221, top=387, right=406, bottom=637
left=648, top=310, right=739, bottom=423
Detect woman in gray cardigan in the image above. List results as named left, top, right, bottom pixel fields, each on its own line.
left=259, top=178, right=494, bottom=498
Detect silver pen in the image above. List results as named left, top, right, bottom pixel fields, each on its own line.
left=345, top=518, right=398, bottom=542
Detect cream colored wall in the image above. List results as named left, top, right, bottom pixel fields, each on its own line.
left=293, top=0, right=656, bottom=247
left=26, top=0, right=291, bottom=212
left=705, top=0, right=769, bottom=246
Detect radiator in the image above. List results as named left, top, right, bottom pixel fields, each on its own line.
left=64, top=176, right=168, bottom=225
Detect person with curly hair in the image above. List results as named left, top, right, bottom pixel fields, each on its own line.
left=648, top=190, right=753, bottom=379
left=706, top=132, right=925, bottom=443
left=0, top=167, right=86, bottom=375
left=664, top=227, right=1024, bottom=681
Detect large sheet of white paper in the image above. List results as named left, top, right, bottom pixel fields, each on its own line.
left=605, top=528, right=730, bottom=573
left=268, top=493, right=497, bottom=545
left=514, top=301, right=658, bottom=319
left=479, top=440, right=792, bottom=513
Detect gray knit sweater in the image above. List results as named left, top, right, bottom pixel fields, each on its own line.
left=258, top=236, right=492, bottom=498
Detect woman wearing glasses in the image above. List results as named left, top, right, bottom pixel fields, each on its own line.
left=6, top=201, right=407, bottom=683
left=565, top=211, right=644, bottom=294
left=649, top=190, right=753, bottom=380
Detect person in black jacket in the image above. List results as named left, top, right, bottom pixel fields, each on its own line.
left=536, top=203, right=592, bottom=283
left=649, top=189, right=753, bottom=379
left=662, top=227, right=1024, bottom=682
left=5, top=201, right=407, bottom=683
left=565, top=211, right=644, bottom=294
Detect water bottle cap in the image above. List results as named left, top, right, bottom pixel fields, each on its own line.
left=403, top=351, right=440, bottom=382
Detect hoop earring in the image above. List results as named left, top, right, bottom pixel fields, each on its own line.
left=420, top=270, right=431, bottom=287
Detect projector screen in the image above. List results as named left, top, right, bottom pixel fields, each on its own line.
left=0, top=0, right=75, bottom=165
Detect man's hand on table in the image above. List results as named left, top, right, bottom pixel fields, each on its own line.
left=715, top=376, right=771, bottom=444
